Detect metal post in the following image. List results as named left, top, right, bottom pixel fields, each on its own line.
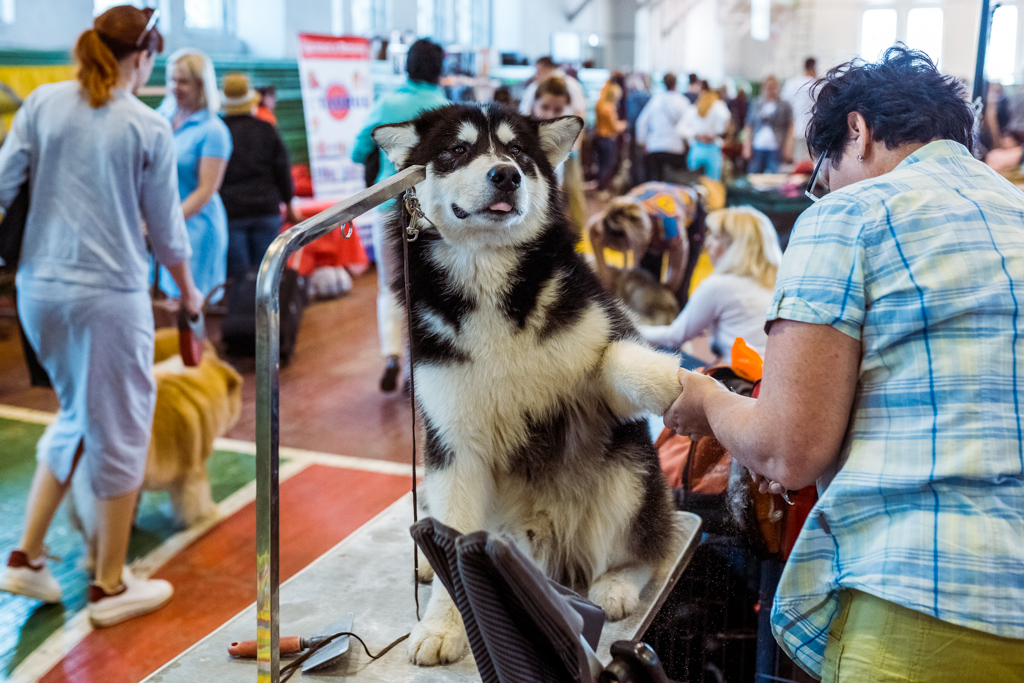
left=972, top=0, right=993, bottom=102
left=255, top=165, right=427, bottom=683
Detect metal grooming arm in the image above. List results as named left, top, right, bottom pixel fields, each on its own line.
left=255, top=165, right=427, bottom=683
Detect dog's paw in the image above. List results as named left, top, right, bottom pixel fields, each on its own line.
left=589, top=572, right=641, bottom=621
left=416, top=550, right=434, bottom=584
left=408, top=612, right=468, bottom=665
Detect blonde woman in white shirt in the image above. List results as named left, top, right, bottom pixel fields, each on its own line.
left=677, top=89, right=733, bottom=181
left=639, top=207, right=781, bottom=364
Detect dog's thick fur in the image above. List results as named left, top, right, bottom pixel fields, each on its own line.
left=607, top=266, right=681, bottom=326
left=68, top=329, right=242, bottom=567
left=374, top=105, right=684, bottom=666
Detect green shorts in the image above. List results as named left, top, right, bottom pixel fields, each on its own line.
left=822, top=589, right=1024, bottom=683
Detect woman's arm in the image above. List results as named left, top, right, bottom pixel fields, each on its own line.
left=664, top=318, right=861, bottom=490
left=180, top=156, right=228, bottom=220
left=0, top=104, right=31, bottom=210
left=164, top=259, right=203, bottom=317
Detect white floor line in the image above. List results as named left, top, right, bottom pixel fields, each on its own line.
left=0, top=404, right=55, bottom=425
left=213, top=437, right=423, bottom=477
left=7, top=460, right=311, bottom=683
left=2, top=404, right=419, bottom=682
left=0, top=405, right=421, bottom=477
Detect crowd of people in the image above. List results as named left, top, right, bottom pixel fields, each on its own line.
left=521, top=58, right=820, bottom=189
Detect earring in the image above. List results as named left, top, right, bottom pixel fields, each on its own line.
left=857, top=154, right=863, bottom=162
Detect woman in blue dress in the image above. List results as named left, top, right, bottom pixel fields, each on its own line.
left=155, top=49, right=232, bottom=300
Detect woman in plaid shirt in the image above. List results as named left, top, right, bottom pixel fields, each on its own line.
left=664, top=46, right=1024, bottom=682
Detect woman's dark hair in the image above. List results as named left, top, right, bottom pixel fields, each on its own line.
left=807, top=44, right=973, bottom=164
left=75, top=5, right=163, bottom=108
left=407, top=39, right=445, bottom=85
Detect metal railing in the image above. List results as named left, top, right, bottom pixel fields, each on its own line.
left=254, top=165, right=427, bottom=683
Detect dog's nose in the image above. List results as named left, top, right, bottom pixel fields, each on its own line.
left=487, top=165, right=521, bottom=192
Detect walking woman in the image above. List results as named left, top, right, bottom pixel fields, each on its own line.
left=0, top=5, right=201, bottom=626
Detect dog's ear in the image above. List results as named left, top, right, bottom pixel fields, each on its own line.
left=372, top=121, right=419, bottom=169
left=537, top=116, right=584, bottom=168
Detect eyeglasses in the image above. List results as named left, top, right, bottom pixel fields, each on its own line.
left=135, top=8, right=160, bottom=48
left=806, top=150, right=832, bottom=202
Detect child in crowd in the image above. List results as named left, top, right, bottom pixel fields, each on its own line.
left=531, top=77, right=571, bottom=119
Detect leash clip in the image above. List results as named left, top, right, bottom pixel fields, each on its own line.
left=403, top=189, right=423, bottom=242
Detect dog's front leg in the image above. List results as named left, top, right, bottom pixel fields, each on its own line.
left=600, top=340, right=683, bottom=419
left=408, top=458, right=492, bottom=666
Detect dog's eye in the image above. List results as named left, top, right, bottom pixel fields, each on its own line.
left=451, top=145, right=467, bottom=155
left=509, top=144, right=522, bottom=157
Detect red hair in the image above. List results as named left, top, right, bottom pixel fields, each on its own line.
left=74, top=5, right=163, bottom=108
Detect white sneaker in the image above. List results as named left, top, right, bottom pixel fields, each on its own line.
left=0, top=550, right=63, bottom=603
left=87, top=566, right=173, bottom=627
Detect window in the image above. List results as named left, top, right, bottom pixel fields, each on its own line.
left=751, top=0, right=770, bottom=41
left=906, top=7, right=943, bottom=66
left=351, top=0, right=390, bottom=37
left=94, top=0, right=126, bottom=14
left=332, top=0, right=343, bottom=35
left=184, top=0, right=224, bottom=30
left=987, top=4, right=1019, bottom=84
left=417, top=0, right=434, bottom=39
left=860, top=8, right=898, bottom=61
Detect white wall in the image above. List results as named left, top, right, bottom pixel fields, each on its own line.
left=0, top=0, right=93, bottom=51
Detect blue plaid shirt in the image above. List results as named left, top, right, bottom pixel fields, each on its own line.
left=766, top=140, right=1024, bottom=676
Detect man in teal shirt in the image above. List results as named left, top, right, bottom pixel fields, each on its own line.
left=352, top=39, right=448, bottom=392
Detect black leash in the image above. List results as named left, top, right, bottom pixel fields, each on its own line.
left=401, top=186, right=437, bottom=622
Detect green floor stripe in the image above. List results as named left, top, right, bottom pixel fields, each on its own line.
left=0, top=417, right=258, bottom=678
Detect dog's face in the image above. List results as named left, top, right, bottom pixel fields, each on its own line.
left=373, top=105, right=583, bottom=249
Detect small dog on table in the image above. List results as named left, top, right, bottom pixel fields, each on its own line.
left=68, top=328, right=242, bottom=568
left=373, top=104, right=684, bottom=666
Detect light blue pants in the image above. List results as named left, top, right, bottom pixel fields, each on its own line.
left=687, top=141, right=723, bottom=181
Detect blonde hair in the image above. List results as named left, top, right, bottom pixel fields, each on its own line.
left=167, top=49, right=220, bottom=113
left=601, top=197, right=652, bottom=256
left=600, top=83, right=622, bottom=104
left=696, top=89, right=719, bottom=118
left=706, top=207, right=781, bottom=290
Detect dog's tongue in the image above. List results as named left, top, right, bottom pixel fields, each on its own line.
left=489, top=202, right=513, bottom=212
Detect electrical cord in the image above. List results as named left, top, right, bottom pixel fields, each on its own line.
left=279, top=632, right=410, bottom=682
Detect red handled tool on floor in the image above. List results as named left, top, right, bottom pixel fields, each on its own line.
left=177, top=307, right=205, bottom=367
left=228, top=614, right=355, bottom=673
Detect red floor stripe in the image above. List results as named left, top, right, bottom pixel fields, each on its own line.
left=39, top=465, right=411, bottom=683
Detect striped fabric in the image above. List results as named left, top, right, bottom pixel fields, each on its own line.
left=628, top=182, right=699, bottom=240
left=765, top=140, right=1024, bottom=676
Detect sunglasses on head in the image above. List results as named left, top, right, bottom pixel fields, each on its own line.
left=805, top=150, right=829, bottom=202
left=135, top=8, right=160, bottom=48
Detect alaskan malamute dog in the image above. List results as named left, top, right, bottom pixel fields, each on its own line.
left=373, top=105, right=684, bottom=666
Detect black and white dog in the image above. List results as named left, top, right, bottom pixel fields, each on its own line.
left=373, top=105, right=684, bottom=666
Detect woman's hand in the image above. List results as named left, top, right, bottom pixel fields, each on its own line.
left=179, top=282, right=204, bottom=318
left=663, top=369, right=723, bottom=442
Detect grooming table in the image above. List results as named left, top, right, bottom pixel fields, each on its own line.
left=145, top=494, right=701, bottom=682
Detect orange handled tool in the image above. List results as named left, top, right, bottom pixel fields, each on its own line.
left=228, top=635, right=328, bottom=658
